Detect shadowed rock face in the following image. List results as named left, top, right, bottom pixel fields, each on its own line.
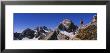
left=47, top=19, right=78, bottom=40
left=58, top=19, right=78, bottom=33
left=20, top=28, right=35, bottom=39
left=14, top=28, right=35, bottom=40
left=14, top=32, right=21, bottom=40
left=47, top=31, right=58, bottom=40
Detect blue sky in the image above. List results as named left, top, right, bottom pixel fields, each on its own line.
left=14, top=13, right=96, bottom=33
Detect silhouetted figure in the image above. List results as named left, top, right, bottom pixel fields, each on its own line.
left=80, top=18, right=84, bottom=27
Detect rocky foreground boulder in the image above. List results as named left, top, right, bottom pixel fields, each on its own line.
left=75, top=24, right=97, bottom=40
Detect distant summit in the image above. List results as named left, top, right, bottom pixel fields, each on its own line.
left=46, top=19, right=78, bottom=40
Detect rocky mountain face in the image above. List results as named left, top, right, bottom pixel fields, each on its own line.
left=14, top=26, right=53, bottom=40
left=75, top=23, right=97, bottom=40
left=14, top=16, right=97, bottom=40
left=46, top=19, right=97, bottom=40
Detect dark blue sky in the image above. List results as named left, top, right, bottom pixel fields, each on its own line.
left=14, top=13, right=96, bottom=33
